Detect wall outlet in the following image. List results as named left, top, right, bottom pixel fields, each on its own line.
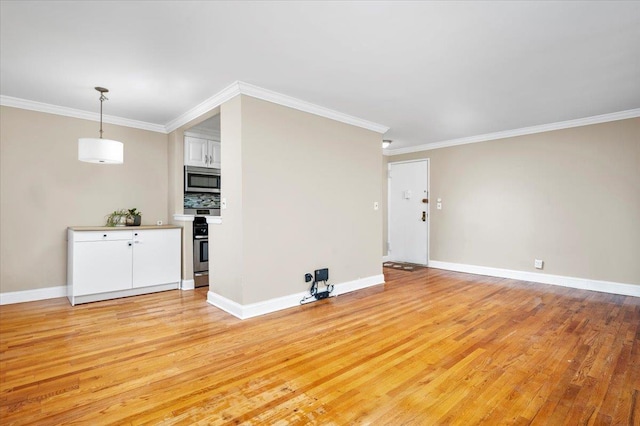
left=315, top=268, right=329, bottom=282
left=534, top=259, right=544, bottom=269
left=156, top=220, right=163, bottom=226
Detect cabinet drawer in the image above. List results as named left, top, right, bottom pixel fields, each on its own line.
left=73, top=230, right=133, bottom=242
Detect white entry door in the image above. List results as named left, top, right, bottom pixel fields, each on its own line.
left=388, top=160, right=428, bottom=265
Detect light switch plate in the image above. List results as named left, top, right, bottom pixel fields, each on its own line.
left=221, top=198, right=227, bottom=209
left=437, top=202, right=442, bottom=210
left=373, top=202, right=379, bottom=210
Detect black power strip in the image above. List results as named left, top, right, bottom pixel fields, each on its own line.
left=300, top=268, right=333, bottom=304
left=315, top=291, right=331, bottom=300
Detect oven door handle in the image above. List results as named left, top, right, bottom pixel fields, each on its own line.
left=194, top=236, right=208, bottom=239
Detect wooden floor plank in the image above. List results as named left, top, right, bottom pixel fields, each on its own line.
left=1, top=267, right=639, bottom=424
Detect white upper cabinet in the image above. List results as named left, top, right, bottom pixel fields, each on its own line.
left=184, top=136, right=209, bottom=167
left=184, top=136, right=220, bottom=169
left=209, top=141, right=221, bottom=169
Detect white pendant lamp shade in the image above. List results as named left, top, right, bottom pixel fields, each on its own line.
left=78, top=86, right=124, bottom=164
left=78, top=138, right=124, bottom=164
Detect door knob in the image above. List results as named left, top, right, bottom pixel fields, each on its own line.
left=421, top=211, right=426, bottom=222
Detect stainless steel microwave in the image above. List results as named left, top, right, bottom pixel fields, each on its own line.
left=185, top=166, right=221, bottom=193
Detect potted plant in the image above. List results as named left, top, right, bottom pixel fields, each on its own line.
left=105, top=209, right=128, bottom=227
left=126, top=208, right=142, bottom=226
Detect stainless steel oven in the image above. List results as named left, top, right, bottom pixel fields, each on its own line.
left=194, top=237, right=208, bottom=275
left=185, top=166, right=221, bottom=193
left=193, top=217, right=208, bottom=278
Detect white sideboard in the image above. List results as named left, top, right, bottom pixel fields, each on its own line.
left=67, top=226, right=181, bottom=305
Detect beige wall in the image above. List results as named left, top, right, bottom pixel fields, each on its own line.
left=387, top=117, right=640, bottom=285
left=210, top=95, right=383, bottom=305
left=0, top=106, right=170, bottom=293
left=210, top=96, right=244, bottom=302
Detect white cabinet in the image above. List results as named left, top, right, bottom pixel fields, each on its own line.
left=132, top=229, right=181, bottom=288
left=73, top=233, right=133, bottom=296
left=184, top=136, right=220, bottom=169
left=210, top=141, right=221, bottom=168
left=67, top=227, right=181, bottom=305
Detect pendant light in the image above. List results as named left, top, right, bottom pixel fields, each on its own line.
left=382, top=139, right=392, bottom=149
left=78, top=87, right=124, bottom=164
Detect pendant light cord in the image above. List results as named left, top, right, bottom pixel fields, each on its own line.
left=95, top=87, right=109, bottom=139
left=99, top=94, right=103, bottom=139
left=99, top=93, right=106, bottom=139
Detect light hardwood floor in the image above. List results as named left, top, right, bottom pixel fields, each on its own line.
left=1, top=267, right=638, bottom=425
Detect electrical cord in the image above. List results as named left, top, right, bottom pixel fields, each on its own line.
left=299, top=279, right=334, bottom=304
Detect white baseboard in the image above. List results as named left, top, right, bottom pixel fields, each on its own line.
left=0, top=285, right=67, bottom=305
left=207, top=274, right=386, bottom=320
left=428, top=260, right=640, bottom=298
left=334, top=274, right=385, bottom=296
left=69, top=282, right=179, bottom=306
left=181, top=279, right=195, bottom=290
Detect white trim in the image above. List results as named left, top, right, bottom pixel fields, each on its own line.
left=207, top=274, right=385, bottom=319
left=206, top=216, right=222, bottom=225
left=165, top=81, right=241, bottom=133
left=207, top=292, right=245, bottom=318
left=0, top=285, right=67, bottom=305
left=165, top=81, right=390, bottom=134
left=0, top=95, right=166, bottom=133
left=428, top=260, right=640, bottom=298
left=334, top=274, right=385, bottom=296
left=181, top=279, right=195, bottom=290
left=385, top=108, right=640, bottom=156
left=3, top=81, right=389, bottom=136
left=236, top=81, right=390, bottom=134
left=69, top=283, right=179, bottom=305
left=184, top=129, right=221, bottom=141
left=172, top=214, right=195, bottom=222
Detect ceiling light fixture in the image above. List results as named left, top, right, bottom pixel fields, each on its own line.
left=78, top=87, right=124, bottom=164
left=382, top=139, right=392, bottom=149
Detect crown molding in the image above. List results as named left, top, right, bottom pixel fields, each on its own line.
left=0, top=95, right=166, bottom=133
left=385, top=108, right=640, bottom=156
left=164, top=81, right=241, bottom=133
left=236, top=81, right=390, bottom=134
left=165, top=80, right=390, bottom=134
left=3, top=81, right=389, bottom=136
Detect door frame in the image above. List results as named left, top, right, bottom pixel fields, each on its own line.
left=387, top=158, right=431, bottom=265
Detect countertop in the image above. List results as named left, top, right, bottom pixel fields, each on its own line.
left=68, top=225, right=182, bottom=231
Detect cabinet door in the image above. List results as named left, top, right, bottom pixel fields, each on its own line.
left=74, top=240, right=133, bottom=295
left=132, top=229, right=181, bottom=288
left=184, top=136, right=209, bottom=167
left=209, top=141, right=221, bottom=169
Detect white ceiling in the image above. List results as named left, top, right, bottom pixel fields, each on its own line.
left=1, top=1, right=639, bottom=151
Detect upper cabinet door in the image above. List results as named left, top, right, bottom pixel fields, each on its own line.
left=209, top=141, right=221, bottom=169
left=184, top=136, right=209, bottom=167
